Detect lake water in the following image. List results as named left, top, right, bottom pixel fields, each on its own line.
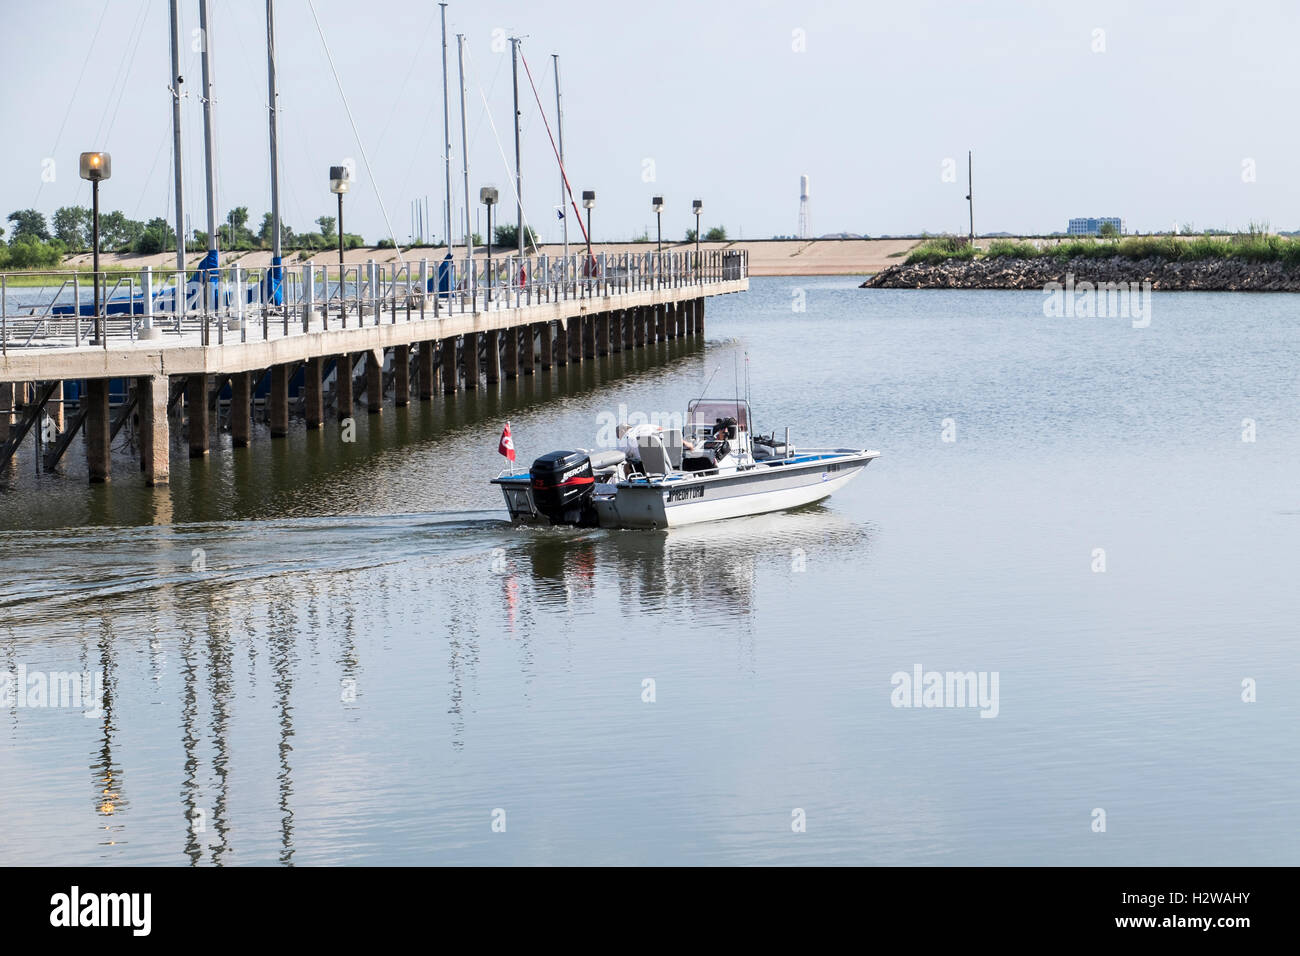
left=1, top=276, right=1297, bottom=865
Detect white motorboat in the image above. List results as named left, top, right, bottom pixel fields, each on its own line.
left=491, top=398, right=879, bottom=529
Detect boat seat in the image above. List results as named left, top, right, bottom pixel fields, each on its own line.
left=637, top=436, right=673, bottom=476
left=661, top=428, right=684, bottom=468
left=588, top=449, right=626, bottom=471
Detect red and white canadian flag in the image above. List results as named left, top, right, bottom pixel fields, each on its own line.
left=498, top=422, right=516, bottom=462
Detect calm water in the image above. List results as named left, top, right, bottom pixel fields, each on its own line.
left=1, top=276, right=1297, bottom=865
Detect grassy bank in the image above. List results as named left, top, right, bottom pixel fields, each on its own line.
left=906, top=233, right=1300, bottom=267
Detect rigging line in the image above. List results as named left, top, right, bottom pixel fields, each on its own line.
left=132, top=114, right=175, bottom=222
left=99, top=0, right=153, bottom=145
left=33, top=0, right=113, bottom=206
left=462, top=44, right=539, bottom=256
left=518, top=48, right=590, bottom=249
left=305, top=0, right=403, bottom=260
left=73, top=0, right=151, bottom=210
left=374, top=5, right=438, bottom=154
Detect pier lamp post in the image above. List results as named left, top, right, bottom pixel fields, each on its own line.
left=80, top=152, right=111, bottom=344
left=655, top=196, right=665, bottom=260
left=692, top=199, right=702, bottom=281
left=330, top=165, right=351, bottom=298
left=480, top=185, right=498, bottom=307
left=582, top=190, right=596, bottom=277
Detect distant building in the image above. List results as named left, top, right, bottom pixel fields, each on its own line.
left=1068, top=217, right=1124, bottom=236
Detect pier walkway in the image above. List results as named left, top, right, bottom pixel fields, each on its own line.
left=0, top=249, right=747, bottom=485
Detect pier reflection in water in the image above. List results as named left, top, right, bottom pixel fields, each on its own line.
left=0, top=505, right=867, bottom=865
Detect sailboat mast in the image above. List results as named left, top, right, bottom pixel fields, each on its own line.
left=198, top=0, right=218, bottom=262
left=510, top=37, right=523, bottom=262
left=167, top=0, right=186, bottom=275
left=553, top=54, right=567, bottom=265
left=456, top=33, right=471, bottom=257
left=439, top=3, right=452, bottom=252
left=265, top=0, right=281, bottom=264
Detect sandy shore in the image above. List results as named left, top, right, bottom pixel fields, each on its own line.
left=59, top=238, right=921, bottom=278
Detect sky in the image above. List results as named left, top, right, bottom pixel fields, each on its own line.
left=1, top=0, right=1297, bottom=244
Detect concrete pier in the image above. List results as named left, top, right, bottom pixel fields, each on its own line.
left=138, top=374, right=169, bottom=485
left=0, top=250, right=743, bottom=485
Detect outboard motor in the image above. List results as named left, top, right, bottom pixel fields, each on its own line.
left=529, top=450, right=598, bottom=526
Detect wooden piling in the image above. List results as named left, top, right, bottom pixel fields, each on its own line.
left=394, top=345, right=411, bottom=405
left=462, top=332, right=478, bottom=389
left=417, top=342, right=434, bottom=398
left=86, top=378, right=112, bottom=481
left=230, top=372, right=251, bottom=446
left=568, top=316, right=582, bottom=363
left=442, top=337, right=459, bottom=392
left=520, top=326, right=534, bottom=376
left=336, top=354, right=354, bottom=419
left=554, top=319, right=567, bottom=367
left=539, top=321, right=552, bottom=369
left=270, top=365, right=290, bottom=436
left=504, top=328, right=518, bottom=379
left=187, top=374, right=209, bottom=458
left=366, top=350, right=384, bottom=413
left=305, top=357, right=325, bottom=427
left=485, top=329, right=501, bottom=383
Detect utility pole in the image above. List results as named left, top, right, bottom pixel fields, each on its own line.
left=965, top=149, right=974, bottom=246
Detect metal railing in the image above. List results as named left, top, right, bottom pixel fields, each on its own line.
left=0, top=248, right=747, bottom=353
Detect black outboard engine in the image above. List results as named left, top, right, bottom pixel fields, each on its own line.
left=530, top=450, right=599, bottom=526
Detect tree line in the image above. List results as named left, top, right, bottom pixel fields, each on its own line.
left=0, top=206, right=365, bottom=270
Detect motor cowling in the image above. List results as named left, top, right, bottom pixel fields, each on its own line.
left=529, top=450, right=597, bottom=525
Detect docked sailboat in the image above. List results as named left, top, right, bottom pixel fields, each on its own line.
left=491, top=398, right=878, bottom=529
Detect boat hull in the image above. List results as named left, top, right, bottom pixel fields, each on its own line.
left=493, top=450, right=877, bottom=530
left=600, top=452, right=874, bottom=528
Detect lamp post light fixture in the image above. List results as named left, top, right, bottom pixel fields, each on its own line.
left=582, top=190, right=596, bottom=276
left=480, top=185, right=499, bottom=306
left=692, top=199, right=703, bottom=280
left=79, top=152, right=111, bottom=344
left=652, top=196, right=664, bottom=258
left=330, top=165, right=351, bottom=298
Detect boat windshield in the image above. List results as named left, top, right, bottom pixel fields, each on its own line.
left=686, top=399, right=749, bottom=433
